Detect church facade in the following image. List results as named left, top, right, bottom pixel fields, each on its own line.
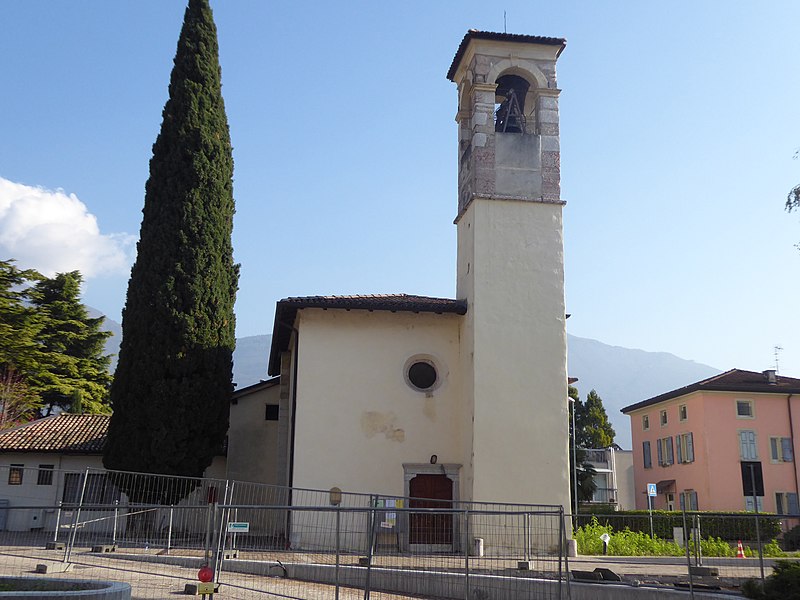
left=257, top=31, right=571, bottom=522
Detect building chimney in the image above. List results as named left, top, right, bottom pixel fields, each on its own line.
left=763, top=369, right=777, bottom=384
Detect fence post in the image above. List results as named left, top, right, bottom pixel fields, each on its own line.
left=335, top=507, right=341, bottom=600
left=112, top=500, right=119, bottom=544
left=560, top=507, right=571, bottom=600
left=166, top=505, right=174, bottom=555
left=524, top=512, right=530, bottom=562
left=203, top=501, right=213, bottom=570
left=464, top=509, right=470, bottom=600
left=363, top=498, right=377, bottom=600
left=53, top=502, right=62, bottom=543
left=681, top=506, right=695, bottom=600
left=754, top=512, right=765, bottom=583
left=65, top=468, right=90, bottom=564
left=213, top=480, right=231, bottom=582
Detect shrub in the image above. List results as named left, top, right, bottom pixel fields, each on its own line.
left=742, top=560, right=800, bottom=599
left=576, top=510, right=781, bottom=541
left=573, top=518, right=780, bottom=558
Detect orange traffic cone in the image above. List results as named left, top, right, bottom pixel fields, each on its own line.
left=736, top=540, right=745, bottom=558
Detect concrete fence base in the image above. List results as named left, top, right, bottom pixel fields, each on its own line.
left=0, top=577, right=131, bottom=600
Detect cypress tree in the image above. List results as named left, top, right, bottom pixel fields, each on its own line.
left=104, top=0, right=238, bottom=492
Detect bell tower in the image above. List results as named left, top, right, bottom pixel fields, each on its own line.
left=448, top=31, right=570, bottom=508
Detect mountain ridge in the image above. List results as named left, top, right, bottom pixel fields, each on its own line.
left=92, top=309, right=719, bottom=449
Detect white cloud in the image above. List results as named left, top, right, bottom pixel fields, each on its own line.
left=0, top=177, right=134, bottom=278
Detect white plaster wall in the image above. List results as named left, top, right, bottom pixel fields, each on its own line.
left=614, top=450, right=635, bottom=510
left=291, top=309, right=464, bottom=499
left=458, top=197, right=570, bottom=508
left=227, top=385, right=282, bottom=486
left=0, top=454, right=104, bottom=531
left=0, top=453, right=228, bottom=532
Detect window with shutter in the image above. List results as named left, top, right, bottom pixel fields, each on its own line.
left=686, top=432, right=694, bottom=462
left=782, top=438, right=794, bottom=462
left=666, top=437, right=674, bottom=465
left=657, top=439, right=663, bottom=466
left=745, top=496, right=764, bottom=511
left=643, top=440, right=652, bottom=469
left=789, top=493, right=799, bottom=515
left=739, top=431, right=757, bottom=460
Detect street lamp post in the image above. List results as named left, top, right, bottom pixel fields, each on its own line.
left=569, top=397, right=578, bottom=525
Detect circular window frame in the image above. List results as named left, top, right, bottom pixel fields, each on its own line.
left=404, top=355, right=442, bottom=393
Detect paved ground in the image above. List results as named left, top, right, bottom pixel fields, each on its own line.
left=0, top=547, right=423, bottom=600
left=0, top=542, right=782, bottom=598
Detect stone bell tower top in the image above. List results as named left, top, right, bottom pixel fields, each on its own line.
left=447, top=30, right=566, bottom=220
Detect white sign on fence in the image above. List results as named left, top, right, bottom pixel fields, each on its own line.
left=227, top=521, right=250, bottom=533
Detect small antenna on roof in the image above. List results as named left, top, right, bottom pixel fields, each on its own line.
left=504, top=10, right=507, bottom=33
left=774, top=345, right=783, bottom=374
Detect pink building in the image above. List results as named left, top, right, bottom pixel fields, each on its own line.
left=621, top=369, right=800, bottom=513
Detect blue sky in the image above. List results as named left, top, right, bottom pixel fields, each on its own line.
left=1, top=1, right=799, bottom=378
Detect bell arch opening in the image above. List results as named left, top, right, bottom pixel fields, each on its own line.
left=494, top=74, right=531, bottom=133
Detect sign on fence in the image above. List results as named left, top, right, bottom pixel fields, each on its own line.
left=226, top=521, right=250, bottom=533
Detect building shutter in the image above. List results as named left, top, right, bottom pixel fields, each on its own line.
left=740, top=431, right=757, bottom=460
left=666, top=437, right=674, bottom=465
left=686, top=433, right=694, bottom=462
left=643, top=441, right=652, bottom=469
left=782, top=438, right=794, bottom=462
left=771, top=437, right=779, bottom=461
left=789, top=493, right=799, bottom=515
left=657, top=439, right=663, bottom=466
left=676, top=437, right=683, bottom=464
left=690, top=491, right=698, bottom=511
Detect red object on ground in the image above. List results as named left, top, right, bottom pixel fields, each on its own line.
left=198, top=566, right=214, bottom=582
left=736, top=540, right=745, bottom=558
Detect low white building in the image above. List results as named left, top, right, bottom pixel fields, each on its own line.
left=0, top=414, right=226, bottom=532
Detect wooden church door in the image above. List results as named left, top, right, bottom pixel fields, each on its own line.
left=409, top=474, right=453, bottom=545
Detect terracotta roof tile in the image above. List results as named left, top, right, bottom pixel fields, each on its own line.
left=621, top=369, right=800, bottom=414
left=446, top=30, right=567, bottom=81
left=0, top=414, right=109, bottom=454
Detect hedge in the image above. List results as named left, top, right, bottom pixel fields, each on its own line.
left=575, top=509, right=782, bottom=541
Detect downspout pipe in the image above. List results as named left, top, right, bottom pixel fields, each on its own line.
left=788, top=394, right=799, bottom=510
left=278, top=320, right=300, bottom=491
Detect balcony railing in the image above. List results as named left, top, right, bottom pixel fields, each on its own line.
left=587, top=487, right=618, bottom=505
left=584, top=448, right=611, bottom=467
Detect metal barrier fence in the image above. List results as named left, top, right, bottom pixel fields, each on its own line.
left=0, top=465, right=570, bottom=599
left=571, top=509, right=800, bottom=596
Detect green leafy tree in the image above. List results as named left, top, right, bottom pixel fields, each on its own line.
left=0, top=368, right=40, bottom=429
left=788, top=150, right=800, bottom=248
left=569, top=385, right=597, bottom=508
left=27, top=271, right=112, bottom=415
left=104, top=0, right=238, bottom=500
left=575, top=389, right=616, bottom=449
left=0, top=260, right=43, bottom=377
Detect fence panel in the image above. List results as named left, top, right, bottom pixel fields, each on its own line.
left=0, top=465, right=570, bottom=599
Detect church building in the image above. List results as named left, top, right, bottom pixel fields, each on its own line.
left=237, top=31, right=571, bottom=523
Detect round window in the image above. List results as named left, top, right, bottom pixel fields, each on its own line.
left=407, top=360, right=437, bottom=391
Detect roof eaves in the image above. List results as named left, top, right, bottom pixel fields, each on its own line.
left=446, top=30, right=567, bottom=81
left=267, top=295, right=467, bottom=376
